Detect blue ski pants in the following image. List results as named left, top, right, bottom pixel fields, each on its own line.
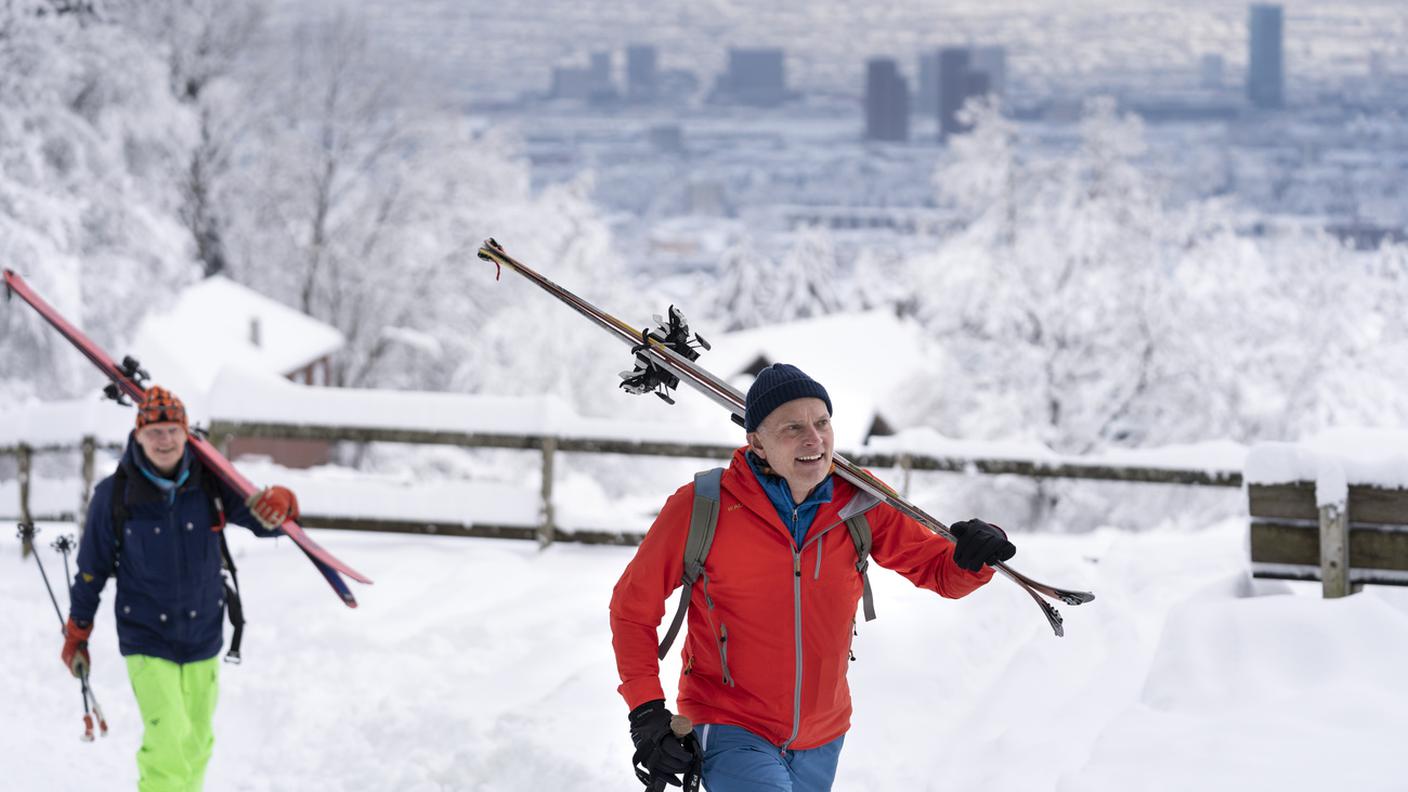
left=697, top=724, right=845, bottom=792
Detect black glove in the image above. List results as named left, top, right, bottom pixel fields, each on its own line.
left=629, top=699, right=698, bottom=791
left=948, top=519, right=1017, bottom=572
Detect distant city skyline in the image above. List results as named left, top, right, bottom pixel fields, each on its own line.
left=315, top=0, right=1407, bottom=105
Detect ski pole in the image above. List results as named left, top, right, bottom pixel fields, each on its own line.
left=17, top=523, right=108, bottom=741
left=52, top=533, right=109, bottom=738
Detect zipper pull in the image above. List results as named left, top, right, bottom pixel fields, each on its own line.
left=794, top=553, right=801, bottom=578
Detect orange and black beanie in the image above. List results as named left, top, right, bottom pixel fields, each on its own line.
left=136, top=386, right=188, bottom=430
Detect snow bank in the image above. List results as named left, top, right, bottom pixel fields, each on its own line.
left=4, top=517, right=1407, bottom=791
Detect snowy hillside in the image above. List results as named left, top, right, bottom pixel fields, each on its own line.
left=4, top=518, right=1405, bottom=791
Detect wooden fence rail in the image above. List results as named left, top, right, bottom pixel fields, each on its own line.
left=3, top=422, right=1243, bottom=547
left=1249, top=481, right=1408, bottom=596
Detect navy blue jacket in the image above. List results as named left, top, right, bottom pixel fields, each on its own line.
left=69, top=434, right=278, bottom=664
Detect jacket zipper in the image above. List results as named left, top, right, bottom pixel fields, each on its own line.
left=781, top=548, right=804, bottom=753
left=779, top=513, right=874, bottom=752
left=171, top=495, right=183, bottom=641
left=727, top=484, right=879, bottom=753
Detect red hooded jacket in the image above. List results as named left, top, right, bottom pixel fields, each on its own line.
left=610, top=447, right=994, bottom=750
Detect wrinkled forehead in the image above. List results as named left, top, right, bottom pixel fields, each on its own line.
left=760, top=397, right=831, bottom=429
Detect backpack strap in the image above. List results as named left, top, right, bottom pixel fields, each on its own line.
left=109, top=465, right=129, bottom=562
left=837, top=490, right=881, bottom=622
left=198, top=472, right=244, bottom=664
left=656, top=467, right=724, bottom=661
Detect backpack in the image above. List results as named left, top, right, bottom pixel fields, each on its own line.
left=110, top=464, right=248, bottom=663
left=656, top=467, right=880, bottom=661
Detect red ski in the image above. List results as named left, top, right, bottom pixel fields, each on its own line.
left=4, top=269, right=371, bottom=606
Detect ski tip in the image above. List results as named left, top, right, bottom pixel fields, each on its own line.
left=476, top=238, right=505, bottom=260
left=1059, top=590, right=1096, bottom=606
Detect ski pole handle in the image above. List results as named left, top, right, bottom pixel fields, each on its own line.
left=670, top=714, right=693, bottom=738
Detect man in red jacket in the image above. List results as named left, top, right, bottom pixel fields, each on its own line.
left=610, top=363, right=1016, bottom=792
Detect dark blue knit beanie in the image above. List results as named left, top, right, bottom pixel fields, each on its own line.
left=744, top=363, right=832, bottom=432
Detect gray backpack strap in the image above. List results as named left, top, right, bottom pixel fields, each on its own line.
left=838, top=491, right=880, bottom=622
left=657, top=468, right=724, bottom=660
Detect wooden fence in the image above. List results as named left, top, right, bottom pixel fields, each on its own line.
left=1249, top=481, right=1408, bottom=597
left=3, top=422, right=1243, bottom=548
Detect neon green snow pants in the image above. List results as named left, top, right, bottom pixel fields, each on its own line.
left=125, top=655, right=220, bottom=792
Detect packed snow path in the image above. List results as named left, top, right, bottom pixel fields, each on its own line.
left=4, top=520, right=1405, bottom=791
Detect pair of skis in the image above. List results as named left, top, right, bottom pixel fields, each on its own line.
left=6, top=251, right=1092, bottom=632
left=3, top=270, right=371, bottom=606
left=477, top=239, right=1094, bottom=636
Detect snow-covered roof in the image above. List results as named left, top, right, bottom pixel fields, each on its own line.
left=686, top=309, right=931, bottom=448
left=0, top=398, right=132, bottom=449
left=208, top=367, right=739, bottom=446
left=126, top=276, right=344, bottom=406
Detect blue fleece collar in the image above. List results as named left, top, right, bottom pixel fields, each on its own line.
left=745, top=451, right=834, bottom=546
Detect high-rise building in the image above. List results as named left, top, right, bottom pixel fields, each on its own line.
left=550, top=66, right=594, bottom=100
left=1200, top=54, right=1225, bottom=89
left=917, top=51, right=941, bottom=116
left=938, top=47, right=972, bottom=138
left=865, top=58, right=910, bottom=142
left=925, top=45, right=1004, bottom=138
left=551, top=55, right=616, bottom=103
left=969, top=46, right=1007, bottom=97
left=1248, top=4, right=1284, bottom=108
left=716, top=48, right=787, bottom=106
left=627, top=45, right=658, bottom=101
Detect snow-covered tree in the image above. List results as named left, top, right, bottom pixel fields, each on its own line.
left=774, top=225, right=845, bottom=318
left=709, top=234, right=779, bottom=331
left=912, top=96, right=1408, bottom=462
left=0, top=6, right=198, bottom=401
left=707, top=226, right=847, bottom=331
left=125, top=0, right=266, bottom=277
left=214, top=9, right=605, bottom=392
left=913, top=98, right=1182, bottom=454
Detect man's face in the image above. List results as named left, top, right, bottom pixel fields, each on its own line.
left=135, top=422, right=187, bottom=475
left=748, top=397, right=834, bottom=504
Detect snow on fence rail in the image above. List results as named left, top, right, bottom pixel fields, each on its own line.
left=2, top=373, right=1245, bottom=545
left=209, top=419, right=1243, bottom=545
left=1246, top=435, right=1408, bottom=597
left=1, top=423, right=1246, bottom=546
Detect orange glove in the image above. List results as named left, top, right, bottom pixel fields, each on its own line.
left=61, top=617, right=92, bottom=678
left=246, top=485, right=300, bottom=530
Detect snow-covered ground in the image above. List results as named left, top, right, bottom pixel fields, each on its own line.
left=4, top=516, right=1406, bottom=791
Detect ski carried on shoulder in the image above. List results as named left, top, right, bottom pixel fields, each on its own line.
left=476, top=239, right=1093, bottom=636
left=4, top=269, right=371, bottom=607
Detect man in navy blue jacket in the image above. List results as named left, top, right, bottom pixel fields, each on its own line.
left=61, top=386, right=299, bottom=792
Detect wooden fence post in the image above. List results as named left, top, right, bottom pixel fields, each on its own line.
left=899, top=452, right=913, bottom=498
left=539, top=436, right=557, bottom=548
left=78, top=436, right=96, bottom=540
left=1318, top=500, right=1350, bottom=598
left=18, top=444, right=32, bottom=558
